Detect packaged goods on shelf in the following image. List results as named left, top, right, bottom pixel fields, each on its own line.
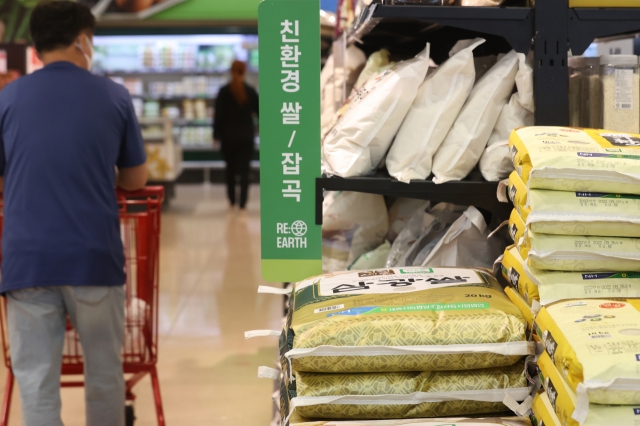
left=506, top=172, right=530, bottom=219
left=322, top=192, right=389, bottom=273
left=503, top=244, right=640, bottom=304
left=509, top=127, right=640, bottom=194
left=535, top=299, right=640, bottom=417
left=279, top=267, right=534, bottom=375
left=526, top=266, right=640, bottom=305
left=291, top=418, right=532, bottom=426
left=568, top=57, right=602, bottom=129
left=348, top=241, right=391, bottom=270
left=386, top=39, right=484, bottom=183
left=530, top=392, right=561, bottom=426
left=521, top=231, right=640, bottom=272
left=386, top=203, right=465, bottom=267
left=601, top=55, right=640, bottom=134
left=320, top=47, right=367, bottom=138
left=503, top=286, right=536, bottom=334
left=417, top=206, right=503, bottom=269
left=353, top=49, right=393, bottom=93
left=509, top=182, right=640, bottom=238
left=392, top=0, right=455, bottom=5
left=501, top=245, right=538, bottom=306
left=143, top=101, right=160, bottom=118
left=387, top=198, right=428, bottom=243
left=459, top=0, right=507, bottom=5
left=480, top=54, right=534, bottom=182
left=322, top=45, right=431, bottom=178
left=508, top=209, right=526, bottom=244
left=537, top=351, right=639, bottom=426
left=431, top=50, right=519, bottom=184
left=289, top=362, right=528, bottom=420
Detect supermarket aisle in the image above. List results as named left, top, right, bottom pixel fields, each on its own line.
left=0, top=184, right=283, bottom=425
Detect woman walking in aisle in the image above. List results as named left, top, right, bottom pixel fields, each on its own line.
left=214, top=60, right=259, bottom=212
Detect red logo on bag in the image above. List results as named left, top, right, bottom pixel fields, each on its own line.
left=600, top=302, right=626, bottom=309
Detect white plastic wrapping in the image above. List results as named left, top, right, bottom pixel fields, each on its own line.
left=479, top=54, right=534, bottom=182
left=322, top=192, right=389, bottom=272
left=420, top=206, right=503, bottom=268
left=321, top=47, right=367, bottom=139
left=432, top=50, right=519, bottom=183
left=386, top=39, right=484, bottom=183
left=322, top=45, right=431, bottom=177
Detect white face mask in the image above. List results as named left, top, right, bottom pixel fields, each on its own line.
left=75, top=35, right=94, bottom=70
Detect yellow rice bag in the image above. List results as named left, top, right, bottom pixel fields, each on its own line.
left=537, top=351, right=640, bottom=426
left=291, top=361, right=528, bottom=420
left=521, top=231, right=640, bottom=272
left=282, top=268, right=533, bottom=374
left=292, top=418, right=532, bottom=425
left=530, top=392, right=561, bottom=426
left=509, top=126, right=640, bottom=194
left=509, top=209, right=526, bottom=245
left=527, top=190, right=640, bottom=237
left=525, top=267, right=640, bottom=305
left=502, top=245, right=539, bottom=306
left=507, top=171, right=531, bottom=220
left=504, top=286, right=536, bottom=336
left=508, top=169, right=640, bottom=237
left=534, top=299, right=640, bottom=420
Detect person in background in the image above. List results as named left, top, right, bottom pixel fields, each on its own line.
left=0, top=2, right=147, bottom=425
left=214, top=60, right=259, bottom=212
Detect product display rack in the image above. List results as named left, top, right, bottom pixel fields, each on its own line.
left=315, top=170, right=511, bottom=225
left=316, top=0, right=640, bottom=224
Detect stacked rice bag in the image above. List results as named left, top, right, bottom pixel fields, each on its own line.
left=253, top=267, right=536, bottom=424
left=501, top=127, right=640, bottom=307
left=534, top=299, right=640, bottom=425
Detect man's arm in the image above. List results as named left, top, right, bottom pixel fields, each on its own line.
left=116, top=164, right=147, bottom=191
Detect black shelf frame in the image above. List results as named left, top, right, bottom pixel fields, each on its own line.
left=316, top=0, right=640, bottom=223
left=350, top=4, right=534, bottom=54
left=315, top=172, right=511, bottom=225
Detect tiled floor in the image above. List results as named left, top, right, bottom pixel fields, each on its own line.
left=0, top=184, right=283, bottom=425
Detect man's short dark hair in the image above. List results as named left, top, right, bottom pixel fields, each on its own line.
left=30, top=1, right=96, bottom=53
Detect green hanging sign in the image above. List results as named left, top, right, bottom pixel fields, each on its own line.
left=259, top=0, right=322, bottom=283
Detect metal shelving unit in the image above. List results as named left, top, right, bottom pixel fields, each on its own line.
left=350, top=4, right=534, bottom=54
left=316, top=0, right=640, bottom=224
left=315, top=171, right=510, bottom=225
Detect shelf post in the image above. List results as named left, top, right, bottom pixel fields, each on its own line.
left=534, top=0, right=570, bottom=126
left=315, top=178, right=324, bottom=226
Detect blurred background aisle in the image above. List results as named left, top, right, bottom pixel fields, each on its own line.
left=0, top=185, right=283, bottom=426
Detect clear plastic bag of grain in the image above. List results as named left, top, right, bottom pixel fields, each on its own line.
left=600, top=55, right=639, bottom=133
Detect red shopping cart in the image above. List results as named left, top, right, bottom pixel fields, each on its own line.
left=0, top=186, right=165, bottom=426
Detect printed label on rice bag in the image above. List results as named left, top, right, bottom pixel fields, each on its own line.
left=529, top=267, right=640, bottom=304
left=316, top=268, right=483, bottom=296
left=546, top=299, right=640, bottom=383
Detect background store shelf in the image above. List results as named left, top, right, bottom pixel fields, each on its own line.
left=102, top=70, right=230, bottom=76
left=316, top=170, right=511, bottom=225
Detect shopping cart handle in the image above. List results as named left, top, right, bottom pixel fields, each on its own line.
left=116, top=186, right=165, bottom=202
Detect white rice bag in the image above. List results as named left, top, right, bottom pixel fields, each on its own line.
left=431, top=50, right=519, bottom=183
left=321, top=46, right=367, bottom=139
left=322, top=45, right=431, bottom=177
left=420, top=206, right=502, bottom=269
left=479, top=53, right=534, bottom=182
left=386, top=38, right=484, bottom=183
left=322, top=192, right=389, bottom=272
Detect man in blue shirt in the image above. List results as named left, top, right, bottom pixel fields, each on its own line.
left=0, top=3, right=147, bottom=425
